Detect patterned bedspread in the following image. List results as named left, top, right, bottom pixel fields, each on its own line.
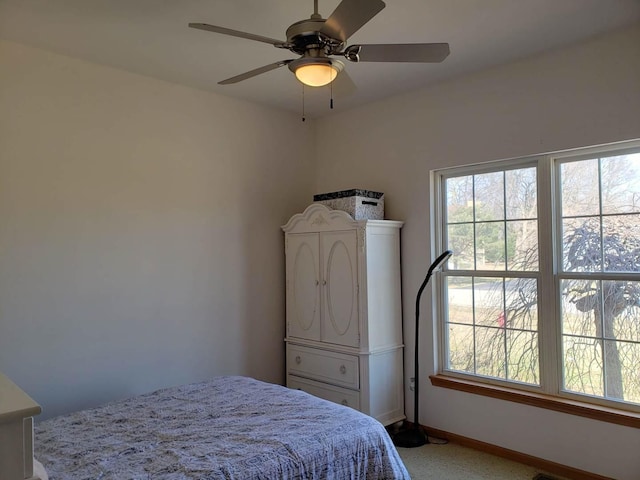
left=35, top=376, right=410, bottom=479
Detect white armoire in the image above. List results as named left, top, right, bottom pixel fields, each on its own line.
left=282, top=203, right=405, bottom=426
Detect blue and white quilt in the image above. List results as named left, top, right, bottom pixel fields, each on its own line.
left=35, top=376, right=410, bottom=479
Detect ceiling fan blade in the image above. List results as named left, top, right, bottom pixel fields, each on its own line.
left=353, top=43, right=450, bottom=63
left=320, top=0, right=386, bottom=42
left=332, top=69, right=357, bottom=96
left=189, top=23, right=286, bottom=47
left=218, top=60, right=294, bottom=85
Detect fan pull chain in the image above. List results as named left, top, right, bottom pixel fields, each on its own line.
left=330, top=81, right=334, bottom=109
left=301, top=84, right=306, bottom=122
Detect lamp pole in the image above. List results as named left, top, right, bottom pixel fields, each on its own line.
left=393, top=250, right=452, bottom=448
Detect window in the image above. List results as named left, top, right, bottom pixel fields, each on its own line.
left=434, top=140, right=640, bottom=412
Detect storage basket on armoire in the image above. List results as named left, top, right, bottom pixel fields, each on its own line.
left=313, top=189, right=384, bottom=220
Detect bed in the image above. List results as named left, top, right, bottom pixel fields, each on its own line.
left=34, top=376, right=410, bottom=479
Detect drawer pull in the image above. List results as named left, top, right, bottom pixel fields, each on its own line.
left=339, top=365, right=347, bottom=375
left=295, top=356, right=302, bottom=365
left=341, top=399, right=349, bottom=406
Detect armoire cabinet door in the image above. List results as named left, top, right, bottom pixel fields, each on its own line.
left=321, top=230, right=359, bottom=347
left=286, top=233, right=321, bottom=341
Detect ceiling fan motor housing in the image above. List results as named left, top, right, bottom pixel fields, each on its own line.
left=286, top=18, right=344, bottom=56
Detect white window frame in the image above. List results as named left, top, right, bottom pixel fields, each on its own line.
left=432, top=139, right=640, bottom=414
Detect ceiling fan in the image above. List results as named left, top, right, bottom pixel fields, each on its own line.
left=189, top=0, right=450, bottom=88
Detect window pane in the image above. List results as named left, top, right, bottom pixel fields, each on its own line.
left=506, top=220, right=538, bottom=271
left=562, top=217, right=601, bottom=272
left=507, top=330, right=539, bottom=385
left=603, top=281, right=640, bottom=343
left=562, top=279, right=640, bottom=403
left=561, top=279, right=599, bottom=338
left=475, top=326, right=505, bottom=379
left=447, top=175, right=474, bottom=223
left=602, top=214, right=640, bottom=273
left=476, top=222, right=505, bottom=270
left=601, top=153, right=640, bottom=215
left=608, top=340, right=640, bottom=404
left=448, top=223, right=474, bottom=270
left=561, top=159, right=600, bottom=217
left=505, top=278, right=538, bottom=331
left=474, top=277, right=504, bottom=327
left=563, top=335, right=604, bottom=397
left=474, top=172, right=504, bottom=221
left=604, top=340, right=627, bottom=402
left=447, top=276, right=473, bottom=325
left=505, top=167, right=537, bottom=220
left=447, top=323, right=475, bottom=373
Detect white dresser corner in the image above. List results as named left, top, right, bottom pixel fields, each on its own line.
left=0, top=373, right=42, bottom=480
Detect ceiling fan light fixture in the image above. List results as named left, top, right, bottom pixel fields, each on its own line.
left=289, top=58, right=344, bottom=87
left=295, top=64, right=337, bottom=87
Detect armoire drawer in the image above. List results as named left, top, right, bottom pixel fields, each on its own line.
left=287, top=375, right=360, bottom=411
left=287, top=345, right=359, bottom=389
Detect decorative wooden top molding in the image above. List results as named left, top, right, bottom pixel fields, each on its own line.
left=0, top=372, right=41, bottom=423
left=282, top=204, right=356, bottom=233
left=281, top=204, right=403, bottom=233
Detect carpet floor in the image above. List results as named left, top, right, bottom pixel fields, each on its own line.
left=396, top=441, right=566, bottom=480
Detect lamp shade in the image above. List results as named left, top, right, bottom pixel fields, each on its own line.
left=289, top=58, right=344, bottom=87
left=295, top=64, right=338, bottom=87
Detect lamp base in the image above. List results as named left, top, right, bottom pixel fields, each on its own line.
left=393, top=427, right=429, bottom=448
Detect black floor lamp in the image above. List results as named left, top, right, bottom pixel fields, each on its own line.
left=393, top=250, right=453, bottom=448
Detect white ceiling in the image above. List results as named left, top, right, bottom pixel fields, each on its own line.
left=2, top=0, right=640, bottom=118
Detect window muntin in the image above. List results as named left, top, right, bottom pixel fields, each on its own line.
left=437, top=143, right=640, bottom=411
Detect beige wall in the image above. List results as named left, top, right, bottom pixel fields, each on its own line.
left=0, top=40, right=314, bottom=419
left=315, top=24, right=640, bottom=480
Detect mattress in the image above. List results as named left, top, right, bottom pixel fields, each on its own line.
left=35, top=376, right=410, bottom=479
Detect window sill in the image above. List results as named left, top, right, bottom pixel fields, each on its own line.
left=430, top=374, right=640, bottom=429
